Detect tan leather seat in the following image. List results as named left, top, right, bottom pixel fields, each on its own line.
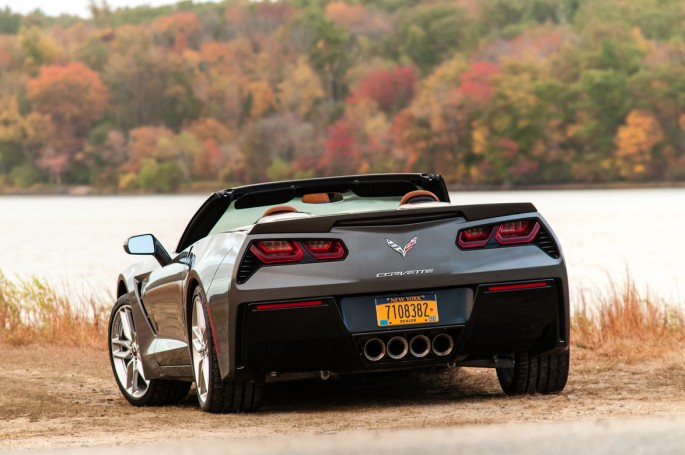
left=399, top=190, right=440, bottom=205
left=262, top=205, right=298, bottom=217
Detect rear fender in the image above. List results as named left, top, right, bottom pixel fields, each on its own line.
left=183, top=232, right=248, bottom=380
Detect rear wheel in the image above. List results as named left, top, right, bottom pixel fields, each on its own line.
left=496, top=350, right=569, bottom=395
left=190, top=287, right=263, bottom=413
left=109, top=295, right=190, bottom=406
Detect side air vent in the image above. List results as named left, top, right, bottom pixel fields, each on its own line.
left=237, top=250, right=261, bottom=284
left=534, top=228, right=560, bottom=259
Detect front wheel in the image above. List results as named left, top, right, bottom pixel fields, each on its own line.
left=190, top=287, right=263, bottom=413
left=109, top=295, right=190, bottom=406
left=496, top=350, right=569, bottom=395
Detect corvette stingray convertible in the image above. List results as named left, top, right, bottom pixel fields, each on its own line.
left=109, top=174, right=569, bottom=413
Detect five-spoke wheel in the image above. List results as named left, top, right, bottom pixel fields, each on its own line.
left=111, top=301, right=150, bottom=398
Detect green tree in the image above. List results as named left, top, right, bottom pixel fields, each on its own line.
left=386, top=3, right=475, bottom=73
left=104, top=41, right=169, bottom=130
left=0, top=7, right=21, bottom=34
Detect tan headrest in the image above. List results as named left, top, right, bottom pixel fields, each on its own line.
left=262, top=205, right=298, bottom=217
left=302, top=193, right=330, bottom=204
left=399, top=190, right=440, bottom=205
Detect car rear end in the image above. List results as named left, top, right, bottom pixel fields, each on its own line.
left=226, top=206, right=568, bottom=382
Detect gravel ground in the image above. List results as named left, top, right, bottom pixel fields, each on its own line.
left=2, top=344, right=684, bottom=452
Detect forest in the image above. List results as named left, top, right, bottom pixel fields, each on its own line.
left=0, top=0, right=684, bottom=192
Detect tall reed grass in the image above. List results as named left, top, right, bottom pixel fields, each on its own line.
left=1, top=271, right=683, bottom=351
left=0, top=272, right=108, bottom=346
left=572, top=276, right=685, bottom=352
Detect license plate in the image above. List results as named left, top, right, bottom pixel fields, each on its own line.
left=376, top=294, right=438, bottom=327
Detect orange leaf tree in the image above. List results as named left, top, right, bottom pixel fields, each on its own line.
left=27, top=61, right=109, bottom=137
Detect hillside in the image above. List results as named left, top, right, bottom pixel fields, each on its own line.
left=1, top=0, right=684, bottom=191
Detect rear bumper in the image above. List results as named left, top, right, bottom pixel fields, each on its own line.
left=235, top=279, right=568, bottom=379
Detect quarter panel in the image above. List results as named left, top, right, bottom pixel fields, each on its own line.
left=189, top=231, right=248, bottom=379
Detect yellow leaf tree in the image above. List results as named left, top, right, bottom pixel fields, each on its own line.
left=278, top=57, right=325, bottom=119
left=614, top=110, right=663, bottom=178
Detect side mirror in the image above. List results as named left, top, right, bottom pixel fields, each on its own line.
left=124, top=234, right=171, bottom=267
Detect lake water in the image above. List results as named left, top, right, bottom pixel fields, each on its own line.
left=0, top=189, right=682, bottom=306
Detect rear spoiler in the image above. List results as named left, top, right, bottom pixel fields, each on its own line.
left=249, top=203, right=537, bottom=235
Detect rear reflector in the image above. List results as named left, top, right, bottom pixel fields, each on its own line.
left=255, top=300, right=323, bottom=311
left=488, top=282, right=548, bottom=292
left=250, top=240, right=304, bottom=263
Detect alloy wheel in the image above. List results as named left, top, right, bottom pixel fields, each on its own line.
left=110, top=304, right=150, bottom=398
left=191, top=294, right=210, bottom=406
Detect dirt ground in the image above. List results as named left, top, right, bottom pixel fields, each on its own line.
left=1, top=344, right=685, bottom=451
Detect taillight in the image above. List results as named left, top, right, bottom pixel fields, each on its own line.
left=457, top=226, right=493, bottom=248
left=495, top=221, right=540, bottom=245
left=248, top=239, right=346, bottom=265
left=457, top=220, right=542, bottom=250
left=250, top=240, right=304, bottom=263
left=303, top=240, right=346, bottom=260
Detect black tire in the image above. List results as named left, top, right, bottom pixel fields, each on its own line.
left=496, top=350, right=569, bottom=395
left=189, top=287, right=264, bottom=413
left=109, top=295, right=191, bottom=406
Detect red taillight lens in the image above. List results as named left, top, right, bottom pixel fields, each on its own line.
left=457, top=226, right=494, bottom=248
left=303, top=240, right=346, bottom=260
left=495, top=221, right=540, bottom=245
left=250, top=240, right=304, bottom=263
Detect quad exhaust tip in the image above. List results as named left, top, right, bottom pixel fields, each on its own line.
left=363, top=333, right=454, bottom=361
left=363, top=338, right=386, bottom=361
left=386, top=336, right=409, bottom=360
left=432, top=333, right=454, bottom=357
left=409, top=335, right=431, bottom=358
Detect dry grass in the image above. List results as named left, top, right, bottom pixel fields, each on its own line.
left=1, top=271, right=683, bottom=354
left=571, top=276, right=685, bottom=357
left=0, top=272, right=107, bottom=347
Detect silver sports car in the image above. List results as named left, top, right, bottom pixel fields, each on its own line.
left=109, top=174, right=569, bottom=413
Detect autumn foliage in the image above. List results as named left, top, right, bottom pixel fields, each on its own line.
left=1, top=1, right=685, bottom=191
left=349, top=65, right=418, bottom=113
left=27, top=62, right=108, bottom=134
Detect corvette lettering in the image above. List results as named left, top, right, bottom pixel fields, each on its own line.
left=376, top=269, right=434, bottom=278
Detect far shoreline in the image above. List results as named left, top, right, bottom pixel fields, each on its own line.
left=3, top=180, right=685, bottom=197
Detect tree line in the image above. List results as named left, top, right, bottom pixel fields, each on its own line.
left=0, top=0, right=684, bottom=192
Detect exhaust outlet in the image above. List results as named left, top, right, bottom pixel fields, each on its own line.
left=363, top=338, right=386, bottom=361
left=431, top=334, right=454, bottom=357
left=386, top=336, right=409, bottom=359
left=409, top=335, right=431, bottom=358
